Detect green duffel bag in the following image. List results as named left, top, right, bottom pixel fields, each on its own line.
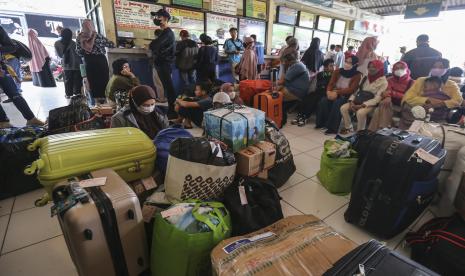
left=317, top=140, right=358, bottom=195
left=151, top=201, right=231, bottom=276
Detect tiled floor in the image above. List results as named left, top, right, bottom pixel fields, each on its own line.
left=0, top=82, right=438, bottom=275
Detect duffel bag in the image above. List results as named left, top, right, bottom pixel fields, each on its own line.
left=222, top=177, right=283, bottom=235
left=151, top=201, right=231, bottom=276
left=406, top=215, right=465, bottom=276
left=317, top=140, right=358, bottom=195
left=239, top=80, right=271, bottom=106
left=164, top=137, right=236, bottom=203
left=153, top=126, right=193, bottom=175
left=264, top=119, right=296, bottom=188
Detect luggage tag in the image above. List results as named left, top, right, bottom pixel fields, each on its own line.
left=79, top=177, right=107, bottom=188
left=414, top=148, right=440, bottom=165
left=210, top=141, right=223, bottom=158
left=238, top=186, right=248, bottom=205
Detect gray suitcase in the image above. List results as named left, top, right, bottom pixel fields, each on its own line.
left=52, top=169, right=149, bottom=276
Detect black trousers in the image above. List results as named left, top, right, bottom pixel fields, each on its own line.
left=64, top=70, right=83, bottom=97
left=155, top=63, right=176, bottom=113
left=84, top=54, right=109, bottom=99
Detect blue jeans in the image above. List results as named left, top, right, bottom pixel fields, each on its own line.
left=179, top=69, right=196, bottom=88
left=0, top=72, right=34, bottom=122
left=316, top=96, right=348, bottom=133
left=6, top=57, right=22, bottom=91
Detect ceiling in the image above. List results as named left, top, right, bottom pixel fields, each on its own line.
left=339, top=0, right=465, bottom=16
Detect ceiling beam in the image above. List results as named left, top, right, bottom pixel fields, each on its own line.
left=360, top=3, right=406, bottom=10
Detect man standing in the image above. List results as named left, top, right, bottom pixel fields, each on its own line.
left=344, top=46, right=356, bottom=59
left=325, top=44, right=336, bottom=60
left=251, top=34, right=264, bottom=74
left=223, top=27, right=243, bottom=82
left=401, top=34, right=442, bottom=79
left=149, top=9, right=176, bottom=116
left=334, top=45, right=344, bottom=68
left=175, top=30, right=198, bottom=90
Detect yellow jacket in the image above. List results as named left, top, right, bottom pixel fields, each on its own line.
left=402, top=77, right=463, bottom=108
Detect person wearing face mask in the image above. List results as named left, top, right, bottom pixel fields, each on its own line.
left=368, top=61, right=414, bottom=131
left=400, top=58, right=463, bottom=129
left=316, top=56, right=362, bottom=135
left=340, top=60, right=388, bottom=135
left=220, top=82, right=243, bottom=105
left=110, top=85, right=168, bottom=139
left=149, top=9, right=176, bottom=117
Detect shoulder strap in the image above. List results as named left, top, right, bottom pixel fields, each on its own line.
left=359, top=76, right=368, bottom=91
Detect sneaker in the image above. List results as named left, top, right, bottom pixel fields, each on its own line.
left=0, top=121, right=13, bottom=128
left=297, top=117, right=308, bottom=127
left=2, top=98, right=13, bottom=103
left=26, top=117, right=45, bottom=126
left=291, top=114, right=303, bottom=125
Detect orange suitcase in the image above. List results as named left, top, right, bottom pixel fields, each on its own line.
left=239, top=80, right=271, bottom=106
left=253, top=91, right=283, bottom=128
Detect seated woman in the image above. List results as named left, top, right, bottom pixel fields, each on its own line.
left=278, top=50, right=310, bottom=124
left=340, top=60, right=388, bottom=135
left=400, top=58, right=463, bottom=129
left=368, top=61, right=413, bottom=131
left=105, top=58, right=140, bottom=107
left=212, top=91, right=232, bottom=109
left=316, top=56, right=362, bottom=135
left=220, top=82, right=243, bottom=105
left=174, top=82, right=213, bottom=128
left=110, top=85, right=168, bottom=139
left=293, top=58, right=335, bottom=127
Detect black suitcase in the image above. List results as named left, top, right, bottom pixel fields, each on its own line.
left=324, top=240, right=439, bottom=276
left=345, top=128, right=446, bottom=238
left=406, top=215, right=465, bottom=276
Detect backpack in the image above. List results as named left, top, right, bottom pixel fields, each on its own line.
left=176, top=45, right=198, bottom=71
left=222, top=177, right=283, bottom=235
left=12, top=39, right=32, bottom=62
left=153, top=126, right=193, bottom=175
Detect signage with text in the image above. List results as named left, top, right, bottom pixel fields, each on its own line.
left=404, top=0, right=442, bottom=19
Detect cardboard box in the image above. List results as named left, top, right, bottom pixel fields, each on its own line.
left=236, top=141, right=276, bottom=176
left=257, top=169, right=268, bottom=179
left=454, top=171, right=465, bottom=219
left=211, top=215, right=356, bottom=276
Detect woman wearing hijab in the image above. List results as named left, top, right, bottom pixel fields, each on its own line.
left=368, top=61, right=414, bottom=131
left=316, top=56, right=362, bottom=134
left=356, top=36, right=380, bottom=76
left=238, top=37, right=257, bottom=81
left=340, top=60, right=388, bottom=135
left=301, top=37, right=324, bottom=77
left=278, top=37, right=299, bottom=79
left=196, top=34, right=218, bottom=83
left=28, top=29, right=56, bottom=87
left=54, top=28, right=82, bottom=98
left=400, top=58, right=463, bottom=128
left=77, top=19, right=115, bottom=103
left=111, top=85, right=168, bottom=139
left=105, top=58, right=140, bottom=105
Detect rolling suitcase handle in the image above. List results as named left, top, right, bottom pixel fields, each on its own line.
left=24, top=159, right=45, bottom=175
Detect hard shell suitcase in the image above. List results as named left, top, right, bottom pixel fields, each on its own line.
left=344, top=128, right=446, bottom=238
left=239, top=79, right=271, bottom=106
left=52, top=169, right=149, bottom=276
left=25, top=127, right=156, bottom=205
left=253, top=69, right=283, bottom=128
left=323, top=240, right=439, bottom=276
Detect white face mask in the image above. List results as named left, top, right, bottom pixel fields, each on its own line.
left=228, top=92, right=236, bottom=100
left=137, top=104, right=155, bottom=115
left=394, top=69, right=407, bottom=77
left=343, top=63, right=352, bottom=70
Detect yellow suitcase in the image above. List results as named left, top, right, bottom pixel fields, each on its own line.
left=25, top=127, right=156, bottom=205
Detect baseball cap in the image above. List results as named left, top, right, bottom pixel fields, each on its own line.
left=151, top=9, right=171, bottom=20
left=213, top=92, right=232, bottom=104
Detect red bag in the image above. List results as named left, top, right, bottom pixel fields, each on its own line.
left=253, top=91, right=283, bottom=128
left=239, top=80, right=271, bottom=106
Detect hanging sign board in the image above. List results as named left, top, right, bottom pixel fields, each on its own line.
left=245, top=0, right=267, bottom=20
left=172, top=0, right=203, bottom=9
left=300, top=0, right=333, bottom=8
left=404, top=0, right=442, bottom=19
left=211, top=0, right=237, bottom=16
left=114, top=0, right=161, bottom=29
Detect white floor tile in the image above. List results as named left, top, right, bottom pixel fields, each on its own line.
left=12, top=188, right=46, bottom=213
left=293, top=153, right=321, bottom=178
left=287, top=137, right=321, bottom=153
left=305, top=146, right=324, bottom=160
left=290, top=147, right=303, bottom=155
left=281, top=125, right=314, bottom=136
left=0, top=214, right=9, bottom=249
left=280, top=179, right=348, bottom=220
left=281, top=200, right=304, bottom=217
left=2, top=206, right=62, bottom=254
left=278, top=172, right=307, bottom=192
left=0, top=236, right=77, bottom=276
left=0, top=197, right=14, bottom=217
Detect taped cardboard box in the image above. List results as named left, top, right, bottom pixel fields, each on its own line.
left=236, top=141, right=276, bottom=177
left=211, top=215, right=356, bottom=276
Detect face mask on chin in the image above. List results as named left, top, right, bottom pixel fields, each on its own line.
left=394, top=69, right=407, bottom=77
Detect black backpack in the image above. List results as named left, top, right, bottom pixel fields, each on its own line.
left=406, top=215, right=465, bottom=276
left=222, top=177, right=283, bottom=236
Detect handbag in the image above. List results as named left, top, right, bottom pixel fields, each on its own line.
left=317, top=140, right=358, bottom=195
left=353, top=77, right=375, bottom=105
left=151, top=201, right=231, bottom=276
left=164, top=137, right=236, bottom=203
left=222, top=177, right=283, bottom=235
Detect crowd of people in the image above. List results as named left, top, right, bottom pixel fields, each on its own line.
left=1, top=7, right=465, bottom=140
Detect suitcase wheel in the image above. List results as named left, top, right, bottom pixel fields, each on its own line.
left=271, top=92, right=279, bottom=99
left=34, top=194, right=50, bottom=207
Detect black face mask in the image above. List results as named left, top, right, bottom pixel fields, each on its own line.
left=153, top=19, right=162, bottom=26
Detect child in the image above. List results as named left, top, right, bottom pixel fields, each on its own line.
left=175, top=82, right=213, bottom=128
left=220, top=82, right=243, bottom=105
left=212, top=91, right=232, bottom=109
left=422, top=76, right=451, bottom=121
left=293, top=59, right=335, bottom=126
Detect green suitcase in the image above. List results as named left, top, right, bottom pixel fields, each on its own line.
left=25, top=127, right=156, bottom=205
